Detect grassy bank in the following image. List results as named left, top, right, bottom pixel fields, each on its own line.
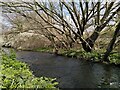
left=34, top=47, right=120, bottom=65
left=0, top=50, right=58, bottom=89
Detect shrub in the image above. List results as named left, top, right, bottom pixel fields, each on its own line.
left=109, top=53, right=120, bottom=64
left=0, top=50, right=58, bottom=89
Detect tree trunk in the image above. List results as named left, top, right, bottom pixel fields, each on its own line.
left=81, top=26, right=101, bottom=52
left=103, top=21, right=120, bottom=61
left=80, top=6, right=120, bottom=52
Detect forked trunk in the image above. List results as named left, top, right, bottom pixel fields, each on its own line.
left=81, top=26, right=101, bottom=52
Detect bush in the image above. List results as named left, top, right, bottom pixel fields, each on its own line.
left=109, top=53, right=120, bottom=64
left=61, top=49, right=102, bottom=61
left=0, top=50, right=58, bottom=89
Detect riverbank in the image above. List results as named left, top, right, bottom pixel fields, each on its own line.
left=0, top=50, right=58, bottom=89
left=2, top=46, right=120, bottom=66
left=2, top=47, right=120, bottom=88
left=34, top=47, right=120, bottom=66
left=2, top=30, right=119, bottom=66
left=14, top=49, right=120, bottom=88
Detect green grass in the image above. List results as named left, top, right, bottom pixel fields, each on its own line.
left=0, top=50, right=58, bottom=89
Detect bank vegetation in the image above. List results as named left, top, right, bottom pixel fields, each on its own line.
left=0, top=0, right=120, bottom=64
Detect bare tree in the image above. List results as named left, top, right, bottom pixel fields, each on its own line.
left=0, top=0, right=120, bottom=52
left=28, top=0, right=120, bottom=52
left=83, top=2, right=120, bottom=52
left=1, top=2, right=74, bottom=52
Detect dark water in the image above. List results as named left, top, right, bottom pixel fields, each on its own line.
left=3, top=48, right=120, bottom=88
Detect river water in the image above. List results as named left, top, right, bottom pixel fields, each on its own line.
left=3, top=48, right=120, bottom=88
left=13, top=50, right=120, bottom=88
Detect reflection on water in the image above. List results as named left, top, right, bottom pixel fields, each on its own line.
left=11, top=50, right=120, bottom=88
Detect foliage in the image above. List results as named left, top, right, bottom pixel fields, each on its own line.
left=109, top=53, right=120, bottom=64
left=35, top=47, right=120, bottom=65
left=0, top=0, right=120, bottom=65
left=61, top=49, right=120, bottom=64
left=35, top=47, right=53, bottom=53
left=62, top=49, right=120, bottom=65
left=0, top=50, right=58, bottom=89
left=60, top=49, right=102, bottom=62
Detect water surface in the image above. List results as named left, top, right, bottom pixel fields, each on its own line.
left=13, top=50, right=120, bottom=88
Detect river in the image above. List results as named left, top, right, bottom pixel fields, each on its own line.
left=15, top=50, right=120, bottom=88
left=2, top=48, right=120, bottom=88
